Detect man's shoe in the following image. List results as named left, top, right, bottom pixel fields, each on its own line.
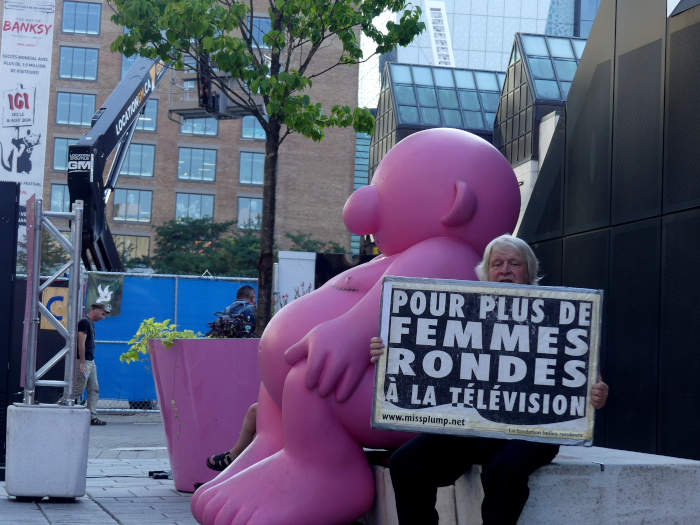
left=90, top=417, right=106, bottom=426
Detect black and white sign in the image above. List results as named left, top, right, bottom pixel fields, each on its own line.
left=371, top=277, right=603, bottom=445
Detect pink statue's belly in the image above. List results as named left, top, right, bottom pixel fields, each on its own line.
left=258, top=256, right=393, bottom=404
left=259, top=289, right=412, bottom=449
left=258, top=286, right=366, bottom=404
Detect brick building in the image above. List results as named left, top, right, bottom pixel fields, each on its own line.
left=38, top=0, right=358, bottom=264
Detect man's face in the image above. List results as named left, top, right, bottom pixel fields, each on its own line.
left=487, top=244, right=529, bottom=285
left=248, top=292, right=256, bottom=305
left=91, top=308, right=108, bottom=322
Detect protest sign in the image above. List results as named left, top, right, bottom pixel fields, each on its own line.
left=372, top=276, right=603, bottom=445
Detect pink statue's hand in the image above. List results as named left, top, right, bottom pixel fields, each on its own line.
left=284, top=321, right=369, bottom=402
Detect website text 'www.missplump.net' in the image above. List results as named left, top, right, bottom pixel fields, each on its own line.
left=380, top=412, right=466, bottom=427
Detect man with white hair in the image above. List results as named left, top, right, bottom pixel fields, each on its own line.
left=370, top=235, right=609, bottom=525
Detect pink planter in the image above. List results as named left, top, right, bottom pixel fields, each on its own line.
left=149, top=338, right=261, bottom=492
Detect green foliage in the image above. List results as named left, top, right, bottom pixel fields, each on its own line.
left=108, top=0, right=424, bottom=141
left=16, top=234, right=71, bottom=276
left=284, top=231, right=344, bottom=253
left=108, top=0, right=424, bottom=330
left=221, top=227, right=260, bottom=277
left=120, top=318, right=199, bottom=363
left=122, top=255, right=152, bottom=271
left=152, top=217, right=232, bottom=275
left=151, top=218, right=259, bottom=276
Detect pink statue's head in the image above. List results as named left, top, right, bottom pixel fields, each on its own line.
left=343, top=128, right=520, bottom=256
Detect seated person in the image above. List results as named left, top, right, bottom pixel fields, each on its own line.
left=369, top=234, right=609, bottom=525
left=206, top=402, right=257, bottom=471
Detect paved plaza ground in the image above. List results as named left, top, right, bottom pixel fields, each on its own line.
left=0, top=411, right=198, bottom=525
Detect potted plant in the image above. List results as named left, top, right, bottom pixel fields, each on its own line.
left=123, top=319, right=261, bottom=492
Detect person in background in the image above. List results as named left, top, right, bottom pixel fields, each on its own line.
left=205, top=285, right=258, bottom=470
left=370, top=234, right=609, bottom=525
left=60, top=303, right=110, bottom=426
left=222, top=285, right=256, bottom=336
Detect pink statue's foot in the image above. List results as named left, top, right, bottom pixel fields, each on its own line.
left=198, top=447, right=374, bottom=525
left=192, top=387, right=282, bottom=521
left=191, top=433, right=281, bottom=521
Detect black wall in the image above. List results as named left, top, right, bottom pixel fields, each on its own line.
left=0, top=183, right=19, bottom=480
left=519, top=1, right=700, bottom=459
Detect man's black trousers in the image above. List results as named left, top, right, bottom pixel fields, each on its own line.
left=389, top=434, right=559, bottom=525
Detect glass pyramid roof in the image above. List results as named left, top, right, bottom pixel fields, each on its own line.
left=515, top=33, right=587, bottom=102
left=387, top=63, right=505, bottom=132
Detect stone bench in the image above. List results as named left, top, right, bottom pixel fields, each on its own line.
left=360, top=446, right=700, bottom=524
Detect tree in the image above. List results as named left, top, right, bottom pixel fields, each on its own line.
left=16, top=234, right=70, bottom=276
left=152, top=218, right=232, bottom=275
left=108, top=0, right=424, bottom=333
left=221, top=226, right=261, bottom=277
left=151, top=218, right=261, bottom=276
left=285, top=231, right=345, bottom=253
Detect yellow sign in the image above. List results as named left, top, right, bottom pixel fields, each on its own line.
left=40, top=286, right=68, bottom=330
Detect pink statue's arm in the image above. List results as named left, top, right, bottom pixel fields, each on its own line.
left=285, top=237, right=479, bottom=402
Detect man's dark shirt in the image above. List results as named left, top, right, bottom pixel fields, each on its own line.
left=223, top=300, right=256, bottom=335
left=78, top=318, right=95, bottom=361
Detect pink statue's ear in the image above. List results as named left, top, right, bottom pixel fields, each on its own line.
left=441, top=180, right=477, bottom=227
left=343, top=185, right=380, bottom=235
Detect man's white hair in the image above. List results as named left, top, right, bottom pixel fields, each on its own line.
left=474, top=234, right=540, bottom=285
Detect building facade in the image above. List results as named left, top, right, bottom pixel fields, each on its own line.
left=13, top=0, right=358, bottom=266
left=359, top=0, right=600, bottom=109
left=519, top=0, right=700, bottom=457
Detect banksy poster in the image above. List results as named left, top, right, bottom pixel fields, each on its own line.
left=0, top=0, right=55, bottom=207
left=371, top=276, right=603, bottom=445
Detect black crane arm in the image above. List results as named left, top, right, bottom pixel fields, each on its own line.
left=67, top=58, right=167, bottom=271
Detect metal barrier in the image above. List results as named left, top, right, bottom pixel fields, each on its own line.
left=89, top=273, right=257, bottom=411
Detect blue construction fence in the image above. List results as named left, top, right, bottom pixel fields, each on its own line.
left=92, top=273, right=256, bottom=408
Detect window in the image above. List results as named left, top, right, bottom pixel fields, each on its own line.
left=53, top=138, right=79, bottom=170
left=56, top=92, right=95, bottom=126
left=135, top=99, right=157, bottom=131
left=59, top=46, right=98, bottom=80
left=177, top=147, right=216, bottom=181
left=175, top=193, right=214, bottom=219
left=62, top=1, right=101, bottom=35
left=239, top=152, right=264, bottom=185
left=182, top=55, right=197, bottom=71
left=121, top=54, right=138, bottom=79
left=180, top=117, right=218, bottom=136
left=237, top=197, right=262, bottom=229
left=113, top=189, right=152, bottom=222
left=114, top=235, right=150, bottom=261
left=252, top=17, right=271, bottom=48
left=241, top=115, right=266, bottom=139
left=119, top=144, right=154, bottom=177
left=50, top=184, right=71, bottom=212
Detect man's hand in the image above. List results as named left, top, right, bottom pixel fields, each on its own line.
left=79, top=360, right=87, bottom=378
left=370, top=337, right=385, bottom=364
left=590, top=375, right=609, bottom=409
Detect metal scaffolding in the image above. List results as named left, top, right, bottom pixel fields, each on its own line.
left=21, top=195, right=84, bottom=405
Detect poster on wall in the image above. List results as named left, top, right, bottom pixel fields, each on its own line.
left=0, top=0, right=56, bottom=246
left=87, top=272, right=124, bottom=316
left=372, top=276, right=603, bottom=445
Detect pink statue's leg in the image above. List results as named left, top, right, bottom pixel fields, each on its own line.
left=191, top=384, right=283, bottom=521
left=198, top=364, right=375, bottom=525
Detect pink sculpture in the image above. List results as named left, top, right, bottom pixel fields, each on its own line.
left=191, top=128, right=520, bottom=524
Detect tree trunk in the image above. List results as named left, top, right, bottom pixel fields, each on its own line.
left=256, top=120, right=281, bottom=334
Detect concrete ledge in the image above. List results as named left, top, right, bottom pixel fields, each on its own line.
left=361, top=446, right=700, bottom=525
